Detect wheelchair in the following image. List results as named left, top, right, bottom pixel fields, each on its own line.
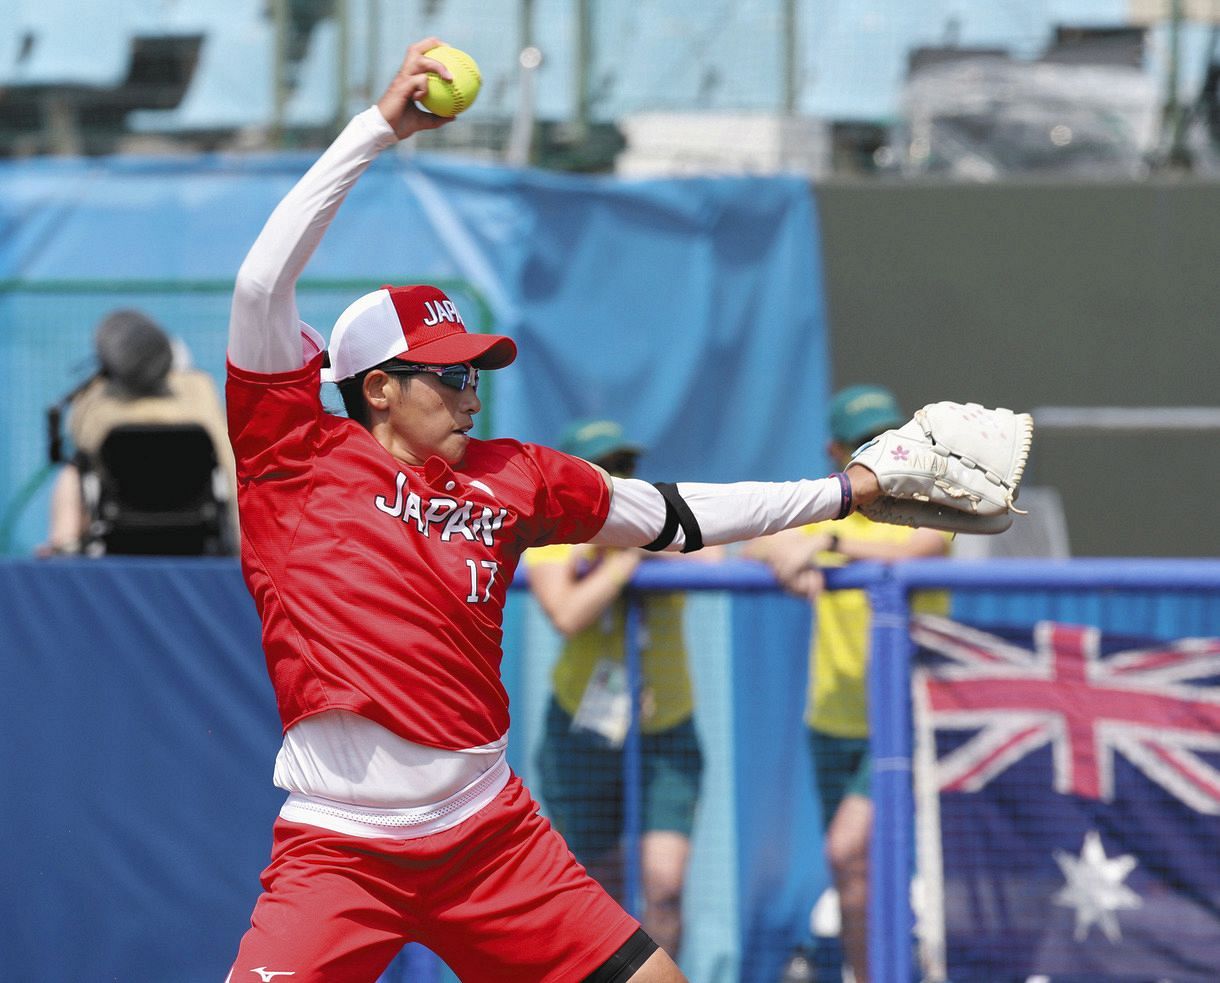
left=75, top=423, right=234, bottom=557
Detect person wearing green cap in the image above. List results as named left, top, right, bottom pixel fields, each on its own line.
left=524, top=420, right=716, bottom=961
left=747, top=385, right=952, bottom=983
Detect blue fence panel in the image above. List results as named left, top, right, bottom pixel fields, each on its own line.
left=0, top=558, right=279, bottom=979
left=4, top=556, right=1218, bottom=982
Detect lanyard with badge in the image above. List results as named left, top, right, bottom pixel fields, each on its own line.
left=569, top=549, right=645, bottom=747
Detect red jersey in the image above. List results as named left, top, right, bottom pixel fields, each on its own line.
left=226, top=352, right=610, bottom=750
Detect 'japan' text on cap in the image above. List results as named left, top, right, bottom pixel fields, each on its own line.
left=323, top=285, right=516, bottom=382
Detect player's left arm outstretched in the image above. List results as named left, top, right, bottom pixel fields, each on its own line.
left=577, top=464, right=883, bottom=555
left=576, top=400, right=1031, bottom=553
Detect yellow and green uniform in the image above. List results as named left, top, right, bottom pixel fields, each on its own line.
left=525, top=543, right=694, bottom=733
left=526, top=543, right=703, bottom=859
left=803, top=513, right=952, bottom=738
left=801, top=513, right=950, bottom=823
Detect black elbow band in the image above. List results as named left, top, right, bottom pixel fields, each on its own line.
left=643, top=482, right=704, bottom=554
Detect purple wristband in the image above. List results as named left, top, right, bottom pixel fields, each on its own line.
left=833, top=471, right=853, bottom=519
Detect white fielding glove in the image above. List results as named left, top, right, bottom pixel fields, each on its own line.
left=849, top=401, right=1034, bottom=534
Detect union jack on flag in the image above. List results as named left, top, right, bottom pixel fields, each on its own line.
left=912, top=613, right=1220, bottom=812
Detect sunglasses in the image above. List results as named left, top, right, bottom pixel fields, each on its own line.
left=381, top=362, right=479, bottom=392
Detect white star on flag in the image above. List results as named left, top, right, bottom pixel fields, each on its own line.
left=1052, top=830, right=1142, bottom=942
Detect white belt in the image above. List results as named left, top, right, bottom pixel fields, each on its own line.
left=278, top=752, right=510, bottom=840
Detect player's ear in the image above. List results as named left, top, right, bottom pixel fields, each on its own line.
left=363, top=369, right=395, bottom=411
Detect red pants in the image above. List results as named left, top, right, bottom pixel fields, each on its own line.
left=228, top=775, right=639, bottom=982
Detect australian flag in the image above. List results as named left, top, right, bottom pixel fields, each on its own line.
left=911, top=614, right=1220, bottom=982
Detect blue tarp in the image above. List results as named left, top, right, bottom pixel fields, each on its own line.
left=0, top=149, right=828, bottom=556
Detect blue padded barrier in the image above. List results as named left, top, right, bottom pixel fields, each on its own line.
left=6, top=556, right=1216, bottom=981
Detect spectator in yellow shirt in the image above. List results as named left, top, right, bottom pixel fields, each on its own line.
left=526, top=420, right=714, bottom=961
left=748, top=386, right=951, bottom=983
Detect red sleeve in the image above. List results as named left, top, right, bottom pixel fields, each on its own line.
left=225, top=351, right=326, bottom=482
left=516, top=443, right=611, bottom=547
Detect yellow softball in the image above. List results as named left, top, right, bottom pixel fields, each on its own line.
left=421, top=45, right=481, bottom=118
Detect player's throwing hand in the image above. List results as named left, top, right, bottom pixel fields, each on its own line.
left=377, top=38, right=454, bottom=138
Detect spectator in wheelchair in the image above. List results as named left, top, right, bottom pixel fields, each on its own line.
left=43, top=309, right=238, bottom=556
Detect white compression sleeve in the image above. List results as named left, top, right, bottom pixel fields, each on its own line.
left=227, top=106, right=398, bottom=374
left=590, top=476, right=851, bottom=550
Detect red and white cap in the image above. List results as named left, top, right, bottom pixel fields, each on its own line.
left=322, top=284, right=517, bottom=382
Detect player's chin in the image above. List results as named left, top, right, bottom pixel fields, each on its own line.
left=440, top=430, right=471, bottom=464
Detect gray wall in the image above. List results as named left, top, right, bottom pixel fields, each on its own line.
left=815, top=179, right=1220, bottom=557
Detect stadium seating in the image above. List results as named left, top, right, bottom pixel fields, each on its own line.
left=3, top=0, right=132, bottom=88
left=283, top=17, right=341, bottom=129
left=0, top=0, right=206, bottom=152
left=129, top=3, right=276, bottom=134
left=8, top=0, right=1206, bottom=154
